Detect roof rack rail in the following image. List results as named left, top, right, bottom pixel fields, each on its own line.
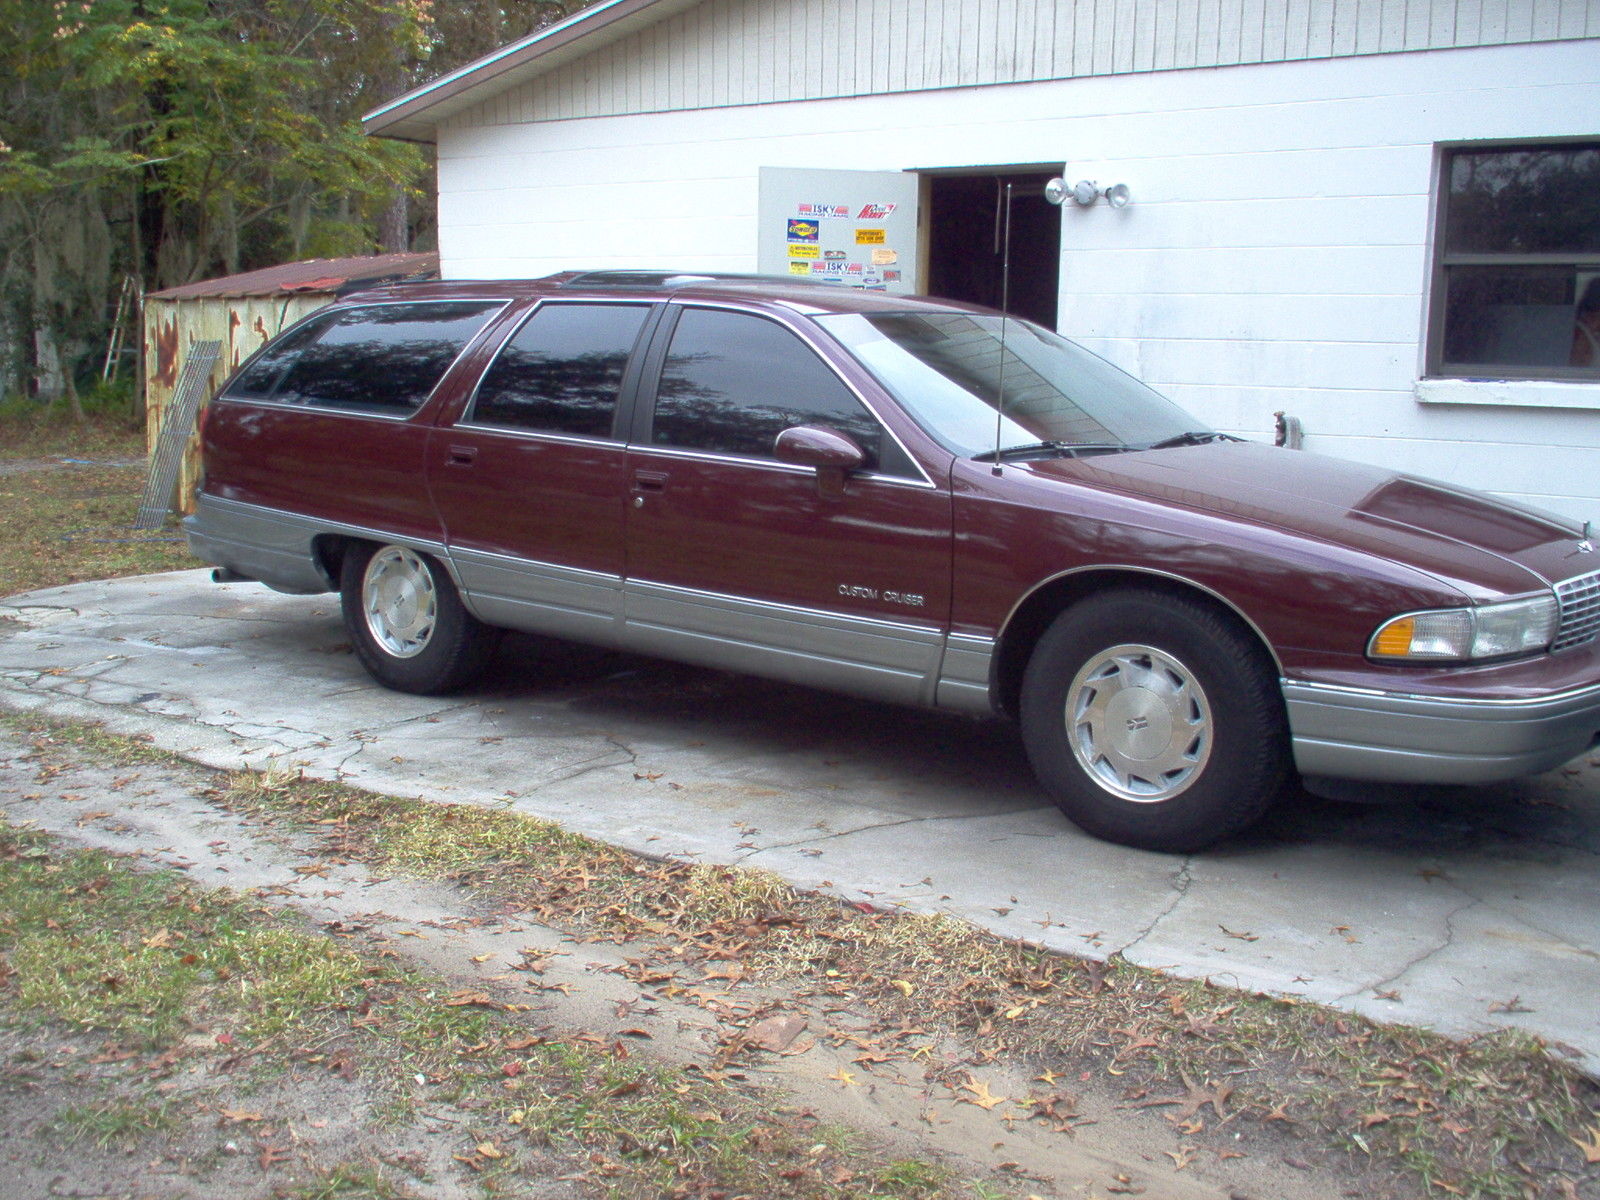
left=558, top=269, right=831, bottom=290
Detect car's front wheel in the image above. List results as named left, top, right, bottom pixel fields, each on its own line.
left=339, top=542, right=493, bottom=695
left=1019, top=589, right=1290, bottom=852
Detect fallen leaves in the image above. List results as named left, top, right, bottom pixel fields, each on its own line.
left=958, top=1075, right=1007, bottom=1111
left=1572, top=1123, right=1600, bottom=1164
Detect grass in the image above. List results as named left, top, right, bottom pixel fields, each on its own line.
left=205, top=756, right=1600, bottom=1200
left=0, top=409, right=195, bottom=598
left=0, top=391, right=149, bottom=461
left=53, top=1096, right=179, bottom=1147
left=0, top=813, right=970, bottom=1199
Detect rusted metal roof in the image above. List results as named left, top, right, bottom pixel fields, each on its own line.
left=146, top=252, right=439, bottom=301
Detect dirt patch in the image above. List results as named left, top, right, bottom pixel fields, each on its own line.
left=0, top=457, right=144, bottom=477
left=3, top=720, right=1597, bottom=1199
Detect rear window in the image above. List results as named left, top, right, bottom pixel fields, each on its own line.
left=222, top=301, right=502, bottom=415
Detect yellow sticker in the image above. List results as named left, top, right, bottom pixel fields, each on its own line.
left=855, top=228, right=886, bottom=245
left=788, top=261, right=812, bottom=275
left=870, top=247, right=898, bottom=265
left=788, top=244, right=820, bottom=259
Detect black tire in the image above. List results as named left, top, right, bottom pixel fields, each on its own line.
left=1019, top=588, right=1290, bottom=853
left=339, top=542, right=495, bottom=695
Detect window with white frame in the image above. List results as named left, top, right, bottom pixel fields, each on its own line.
left=1429, top=142, right=1600, bottom=380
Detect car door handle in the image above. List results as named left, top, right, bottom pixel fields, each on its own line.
left=446, top=444, right=478, bottom=466
left=632, top=470, right=669, bottom=492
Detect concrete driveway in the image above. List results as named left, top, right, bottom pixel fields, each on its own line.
left=3, top=570, right=1598, bottom=1072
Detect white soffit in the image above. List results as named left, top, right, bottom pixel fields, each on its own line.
left=363, top=0, right=706, bottom=143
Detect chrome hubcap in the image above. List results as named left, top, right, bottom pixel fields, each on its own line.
left=362, top=547, right=436, bottom=659
left=1066, top=643, right=1211, bottom=802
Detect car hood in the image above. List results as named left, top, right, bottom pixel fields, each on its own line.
left=1030, top=441, right=1592, bottom=600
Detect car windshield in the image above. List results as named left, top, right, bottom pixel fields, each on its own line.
left=816, top=311, right=1208, bottom=458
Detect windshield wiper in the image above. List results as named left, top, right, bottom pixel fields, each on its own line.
left=972, top=441, right=1129, bottom=463
left=1142, top=430, right=1236, bottom=451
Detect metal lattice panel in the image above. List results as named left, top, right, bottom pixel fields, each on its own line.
left=134, top=340, right=222, bottom=531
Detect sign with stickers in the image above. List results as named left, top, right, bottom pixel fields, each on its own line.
left=758, top=168, right=919, bottom=294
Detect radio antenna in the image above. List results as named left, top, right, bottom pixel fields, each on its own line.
left=991, top=182, right=1014, bottom=477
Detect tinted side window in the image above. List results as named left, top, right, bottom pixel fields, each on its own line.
left=223, top=314, right=338, bottom=399
left=470, top=303, right=650, bottom=437
left=652, top=308, right=902, bottom=472
left=272, top=302, right=501, bottom=414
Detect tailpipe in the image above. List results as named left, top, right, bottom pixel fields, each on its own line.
left=211, top=568, right=254, bottom=584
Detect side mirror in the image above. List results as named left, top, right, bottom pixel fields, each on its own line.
left=773, top=425, right=866, bottom=499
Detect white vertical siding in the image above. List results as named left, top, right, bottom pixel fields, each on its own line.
left=436, top=40, right=1600, bottom=522
left=446, top=0, right=1598, bottom=130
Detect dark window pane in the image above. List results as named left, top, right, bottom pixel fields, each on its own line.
left=471, top=303, right=649, bottom=436
left=1440, top=265, right=1600, bottom=370
left=652, top=308, right=896, bottom=470
left=1446, top=145, right=1600, bottom=255
left=275, top=302, right=500, bottom=414
left=222, top=314, right=336, bottom=398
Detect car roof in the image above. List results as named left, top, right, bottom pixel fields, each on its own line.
left=336, top=270, right=980, bottom=317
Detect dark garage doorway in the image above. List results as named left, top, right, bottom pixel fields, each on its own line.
left=922, top=168, right=1062, bottom=329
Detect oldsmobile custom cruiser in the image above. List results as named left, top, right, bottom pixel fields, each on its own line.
left=185, top=271, right=1600, bottom=852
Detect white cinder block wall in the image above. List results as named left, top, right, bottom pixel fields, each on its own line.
left=436, top=39, right=1600, bottom=523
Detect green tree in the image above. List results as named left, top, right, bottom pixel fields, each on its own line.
left=0, top=0, right=581, bottom=408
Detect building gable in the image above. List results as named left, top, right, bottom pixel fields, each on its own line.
left=439, top=0, right=1598, bottom=131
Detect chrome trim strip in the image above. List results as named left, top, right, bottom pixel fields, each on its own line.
left=658, top=298, right=936, bottom=489
left=624, top=443, right=933, bottom=488
left=449, top=424, right=621, bottom=448
left=445, top=543, right=618, bottom=585
left=623, top=587, right=940, bottom=708
left=1285, top=677, right=1600, bottom=710
left=946, top=632, right=996, bottom=650
left=190, top=493, right=454, bottom=593
left=628, top=576, right=944, bottom=637
left=202, top=494, right=450, bottom=558
left=211, top=398, right=414, bottom=423
left=994, top=564, right=1285, bottom=674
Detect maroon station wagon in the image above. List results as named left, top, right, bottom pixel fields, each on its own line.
left=185, top=271, right=1600, bottom=852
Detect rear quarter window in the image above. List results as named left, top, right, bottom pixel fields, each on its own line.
left=222, top=301, right=502, bottom=415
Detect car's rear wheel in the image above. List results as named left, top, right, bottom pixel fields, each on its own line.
left=340, top=542, right=493, bottom=695
left=1020, top=588, right=1289, bottom=852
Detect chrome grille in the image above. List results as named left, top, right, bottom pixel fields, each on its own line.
left=1553, top=568, right=1600, bottom=651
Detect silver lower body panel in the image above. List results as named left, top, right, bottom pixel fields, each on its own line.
left=185, top=496, right=996, bottom=712
left=184, top=495, right=335, bottom=595
left=625, top=580, right=946, bottom=708
left=1284, top=679, right=1600, bottom=784
left=449, top=547, right=623, bottom=647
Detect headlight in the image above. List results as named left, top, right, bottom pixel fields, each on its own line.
left=1369, top=594, right=1559, bottom=662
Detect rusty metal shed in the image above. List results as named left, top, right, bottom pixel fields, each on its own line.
left=142, top=252, right=438, bottom=514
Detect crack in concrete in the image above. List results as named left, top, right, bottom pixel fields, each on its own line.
left=736, top=810, right=1012, bottom=862
left=1332, top=892, right=1483, bottom=1005
left=1114, top=854, right=1194, bottom=958
left=528, top=735, right=639, bottom=790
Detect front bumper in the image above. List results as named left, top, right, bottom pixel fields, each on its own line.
left=1284, top=678, right=1600, bottom=784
